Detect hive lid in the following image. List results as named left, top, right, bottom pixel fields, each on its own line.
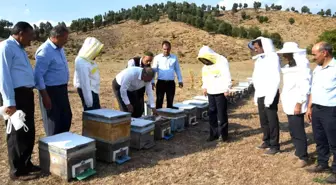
left=39, top=132, right=94, bottom=149
left=83, top=108, right=131, bottom=119
left=182, top=100, right=208, bottom=106
left=193, top=96, right=208, bottom=102
left=131, top=118, right=154, bottom=127
left=157, top=108, right=184, bottom=114
left=173, top=103, right=197, bottom=110
left=238, top=82, right=249, bottom=87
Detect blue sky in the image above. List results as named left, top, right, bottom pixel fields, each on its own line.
left=0, top=0, right=334, bottom=26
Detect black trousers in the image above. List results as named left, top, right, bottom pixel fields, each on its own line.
left=312, top=104, right=336, bottom=172
left=156, top=80, right=175, bottom=109
left=112, top=79, right=143, bottom=118
left=287, top=114, right=308, bottom=161
left=77, top=88, right=101, bottom=111
left=208, top=93, right=229, bottom=139
left=6, top=87, right=35, bottom=176
left=257, top=91, right=280, bottom=150
left=42, top=84, right=72, bottom=136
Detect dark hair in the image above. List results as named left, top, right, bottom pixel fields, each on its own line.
left=144, top=51, right=154, bottom=57
left=11, top=21, right=33, bottom=35
left=252, top=39, right=263, bottom=48
left=162, top=40, right=171, bottom=48
left=50, top=25, right=69, bottom=37
left=319, top=42, right=333, bottom=56
left=142, top=67, right=154, bottom=78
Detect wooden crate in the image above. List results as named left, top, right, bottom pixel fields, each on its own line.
left=82, top=109, right=131, bottom=144
left=39, top=132, right=96, bottom=181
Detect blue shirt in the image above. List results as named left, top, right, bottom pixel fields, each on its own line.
left=34, top=39, right=69, bottom=90
left=0, top=36, right=34, bottom=106
left=152, top=53, right=183, bottom=83
left=311, top=58, right=336, bottom=107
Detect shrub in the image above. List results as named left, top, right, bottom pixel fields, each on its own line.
left=289, top=18, right=295, bottom=25
left=317, top=29, right=336, bottom=57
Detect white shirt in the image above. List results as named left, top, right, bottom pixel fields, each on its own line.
left=73, top=56, right=100, bottom=108
left=281, top=65, right=311, bottom=115
left=116, top=67, right=155, bottom=108
left=252, top=53, right=281, bottom=107
left=152, top=53, right=183, bottom=83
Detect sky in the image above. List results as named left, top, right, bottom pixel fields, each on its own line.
left=0, top=0, right=334, bottom=27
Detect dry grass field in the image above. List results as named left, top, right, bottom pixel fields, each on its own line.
left=0, top=11, right=334, bottom=185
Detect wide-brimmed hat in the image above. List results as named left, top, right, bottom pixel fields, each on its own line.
left=276, top=42, right=306, bottom=54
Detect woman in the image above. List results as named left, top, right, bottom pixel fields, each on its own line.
left=277, top=42, right=311, bottom=168
left=73, top=37, right=104, bottom=111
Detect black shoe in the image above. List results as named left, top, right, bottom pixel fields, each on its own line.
left=325, top=174, right=336, bottom=184
left=306, top=165, right=331, bottom=173
left=221, top=136, right=229, bottom=142
left=256, top=142, right=270, bottom=149
left=9, top=171, right=37, bottom=181
left=206, top=136, right=219, bottom=142
left=263, top=148, right=280, bottom=155
left=27, top=164, right=41, bottom=173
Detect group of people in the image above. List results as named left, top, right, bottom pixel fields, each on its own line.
left=0, top=21, right=336, bottom=184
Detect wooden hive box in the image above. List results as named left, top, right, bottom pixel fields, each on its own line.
left=130, top=118, right=156, bottom=150
left=173, top=103, right=198, bottom=127
left=39, top=132, right=96, bottom=181
left=142, top=115, right=173, bottom=140
left=182, top=100, right=209, bottom=120
left=157, top=108, right=186, bottom=132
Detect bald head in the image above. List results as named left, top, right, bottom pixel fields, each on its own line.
left=141, top=67, right=154, bottom=82
left=312, top=41, right=333, bottom=66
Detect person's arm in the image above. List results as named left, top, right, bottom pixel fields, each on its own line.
left=119, top=73, right=133, bottom=106
left=201, top=66, right=208, bottom=95
left=264, top=54, right=281, bottom=107
left=76, top=60, right=93, bottom=108
left=145, top=82, right=155, bottom=108
left=219, top=57, right=232, bottom=94
left=151, top=56, right=158, bottom=86
left=0, top=45, right=15, bottom=107
left=127, top=59, right=135, bottom=68
left=174, top=56, right=183, bottom=83
left=296, top=69, right=312, bottom=104
left=35, top=49, right=52, bottom=109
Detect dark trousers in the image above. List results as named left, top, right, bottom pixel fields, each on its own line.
left=136, top=86, right=146, bottom=116
left=208, top=93, right=229, bottom=139
left=287, top=114, right=308, bottom=161
left=42, top=84, right=72, bottom=136
left=312, top=104, right=336, bottom=172
left=77, top=88, right=101, bottom=111
left=6, top=87, right=35, bottom=176
left=112, top=79, right=143, bottom=118
left=257, top=91, right=280, bottom=150
left=156, top=80, right=175, bottom=109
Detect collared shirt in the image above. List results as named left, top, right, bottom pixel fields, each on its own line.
left=116, top=67, right=155, bottom=108
left=0, top=36, right=34, bottom=106
left=152, top=53, right=183, bottom=83
left=34, top=39, right=69, bottom=90
left=311, top=58, right=336, bottom=107
left=127, top=57, right=142, bottom=67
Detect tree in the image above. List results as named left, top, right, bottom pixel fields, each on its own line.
left=301, top=6, right=310, bottom=14
left=326, top=9, right=332, bottom=17
left=317, top=9, right=325, bottom=16
left=94, top=14, right=103, bottom=28
left=286, top=8, right=290, bottom=11
left=244, top=3, right=248, bottom=9
left=270, top=32, right=283, bottom=48
left=291, top=7, right=296, bottom=12
left=217, top=21, right=232, bottom=36
left=247, top=27, right=262, bottom=39
left=220, top=6, right=226, bottom=11
left=241, top=11, right=250, bottom=20
left=232, top=3, right=238, bottom=13
left=265, top=4, right=270, bottom=11
left=195, top=16, right=204, bottom=28
left=289, top=18, right=295, bottom=25
left=239, top=3, right=242, bottom=9
left=253, top=1, right=262, bottom=11
left=204, top=16, right=216, bottom=32
left=318, top=29, right=336, bottom=57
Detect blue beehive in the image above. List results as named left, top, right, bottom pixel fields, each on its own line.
left=156, top=108, right=186, bottom=132
left=130, top=118, right=155, bottom=150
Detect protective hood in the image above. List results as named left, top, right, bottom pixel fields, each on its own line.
left=197, top=45, right=219, bottom=64
left=293, top=51, right=310, bottom=68
left=77, top=37, right=104, bottom=61
left=248, top=37, right=275, bottom=59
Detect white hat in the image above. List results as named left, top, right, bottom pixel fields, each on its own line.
left=276, top=42, right=306, bottom=54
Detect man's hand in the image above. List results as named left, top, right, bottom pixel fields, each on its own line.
left=5, top=106, right=16, bottom=116
left=178, top=82, right=183, bottom=88
left=224, top=92, right=229, bottom=97
left=152, top=108, right=158, bottom=116
left=127, top=104, right=134, bottom=113
left=306, top=107, right=312, bottom=123
left=152, top=83, right=156, bottom=90
left=40, top=90, right=52, bottom=110
left=203, top=89, right=207, bottom=96
left=294, top=103, right=302, bottom=115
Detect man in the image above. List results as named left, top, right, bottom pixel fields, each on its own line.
left=248, top=36, right=281, bottom=155
left=74, top=37, right=104, bottom=111
left=197, top=46, right=232, bottom=142
left=0, top=22, right=40, bottom=181
left=306, top=42, right=336, bottom=183
left=152, top=40, right=183, bottom=109
left=112, top=67, right=157, bottom=117
left=127, top=51, right=154, bottom=115
left=34, top=25, right=72, bottom=136
left=277, top=42, right=311, bottom=168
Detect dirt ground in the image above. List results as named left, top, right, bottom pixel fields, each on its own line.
left=0, top=59, right=331, bottom=185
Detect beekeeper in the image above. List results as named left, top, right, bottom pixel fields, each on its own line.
left=74, top=37, right=104, bottom=111
left=277, top=42, right=311, bottom=168
left=248, top=36, right=281, bottom=155
left=197, top=45, right=232, bottom=142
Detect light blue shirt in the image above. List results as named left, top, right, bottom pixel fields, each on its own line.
left=34, top=39, right=69, bottom=90
left=0, top=36, right=34, bottom=106
left=311, top=58, right=336, bottom=107
left=152, top=53, right=183, bottom=83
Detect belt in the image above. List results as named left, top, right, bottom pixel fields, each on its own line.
left=158, top=79, right=174, bottom=82
left=15, top=86, right=34, bottom=91
left=313, top=104, right=336, bottom=109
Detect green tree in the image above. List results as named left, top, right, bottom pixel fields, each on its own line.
left=265, top=5, right=270, bottom=11
left=253, top=1, right=262, bottom=11
left=217, top=21, right=232, bottom=36
left=301, top=6, right=310, bottom=13
left=204, top=16, right=216, bottom=32
left=220, top=6, right=226, bottom=11
left=232, top=3, right=238, bottom=13
left=317, top=9, right=325, bottom=16
left=94, top=14, right=103, bottom=28
left=195, top=16, right=204, bottom=28
left=247, top=26, right=262, bottom=39
left=291, top=7, right=296, bottom=12
left=243, top=3, right=248, bottom=9
left=232, top=27, right=240, bottom=37
left=286, top=8, right=290, bottom=11
left=318, top=29, right=336, bottom=57
left=269, top=32, right=283, bottom=48
left=289, top=17, right=295, bottom=25
left=239, top=3, right=242, bottom=9
left=326, top=9, right=332, bottom=17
